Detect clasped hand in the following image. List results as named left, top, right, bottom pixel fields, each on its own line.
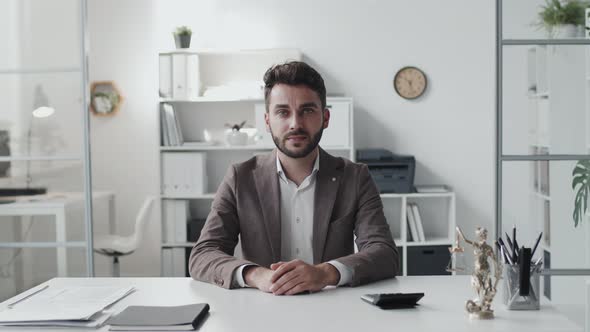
left=244, top=259, right=340, bottom=295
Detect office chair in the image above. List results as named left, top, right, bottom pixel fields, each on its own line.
left=94, top=196, right=155, bottom=277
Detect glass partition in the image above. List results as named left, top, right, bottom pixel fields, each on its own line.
left=0, top=0, right=93, bottom=300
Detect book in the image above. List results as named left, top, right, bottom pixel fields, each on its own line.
left=411, top=203, right=425, bottom=242
left=160, top=106, right=169, bottom=146
left=162, top=104, right=181, bottom=146
left=406, top=204, right=418, bottom=242
left=172, top=105, right=184, bottom=146
left=107, top=303, right=209, bottom=331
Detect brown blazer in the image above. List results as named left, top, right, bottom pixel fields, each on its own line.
left=189, top=148, right=399, bottom=289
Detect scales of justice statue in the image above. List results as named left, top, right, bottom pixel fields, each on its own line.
left=447, top=226, right=503, bottom=319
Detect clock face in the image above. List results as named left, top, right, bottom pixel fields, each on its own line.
left=393, top=66, right=427, bottom=100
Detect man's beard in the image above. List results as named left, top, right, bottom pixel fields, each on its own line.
left=270, top=127, right=324, bottom=159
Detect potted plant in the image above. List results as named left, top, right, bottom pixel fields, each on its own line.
left=173, top=26, right=192, bottom=49
left=572, top=160, right=590, bottom=227
left=224, top=121, right=249, bottom=146
left=536, top=0, right=589, bottom=38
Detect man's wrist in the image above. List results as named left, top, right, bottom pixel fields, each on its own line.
left=243, top=265, right=263, bottom=288
left=317, top=263, right=340, bottom=286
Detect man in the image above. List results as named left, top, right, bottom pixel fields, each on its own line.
left=189, top=61, right=398, bottom=295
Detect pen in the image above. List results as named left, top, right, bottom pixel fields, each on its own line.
left=504, top=232, right=514, bottom=253
left=505, top=232, right=517, bottom=263
left=513, top=225, right=517, bottom=247
left=512, top=225, right=518, bottom=262
left=531, top=232, right=543, bottom=258
left=494, top=241, right=504, bottom=263
left=497, top=238, right=513, bottom=265
left=7, top=284, right=49, bottom=309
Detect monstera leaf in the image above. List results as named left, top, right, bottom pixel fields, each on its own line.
left=572, top=160, right=590, bottom=227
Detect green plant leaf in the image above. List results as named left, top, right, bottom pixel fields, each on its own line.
left=572, top=160, right=590, bottom=227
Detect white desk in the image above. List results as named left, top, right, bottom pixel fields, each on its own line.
left=0, top=192, right=115, bottom=278
left=0, top=276, right=583, bottom=332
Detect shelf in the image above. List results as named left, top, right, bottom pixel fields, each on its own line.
left=161, top=242, right=197, bottom=248
left=161, top=193, right=215, bottom=200
left=527, top=92, right=550, bottom=99
left=502, top=154, right=590, bottom=161
left=405, top=237, right=453, bottom=247
left=380, top=192, right=454, bottom=198
left=528, top=143, right=551, bottom=148
left=0, top=241, right=86, bottom=248
left=503, top=39, right=590, bottom=46
left=160, top=145, right=353, bottom=151
left=0, top=67, right=81, bottom=75
left=159, top=97, right=264, bottom=103
left=0, top=155, right=82, bottom=162
left=532, top=191, right=551, bottom=201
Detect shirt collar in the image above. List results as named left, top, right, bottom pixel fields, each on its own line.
left=276, top=152, right=320, bottom=183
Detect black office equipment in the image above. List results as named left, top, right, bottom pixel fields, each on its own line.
left=361, top=293, right=424, bottom=309
left=356, top=149, right=415, bottom=193
left=107, top=303, right=210, bottom=331
left=0, top=188, right=47, bottom=197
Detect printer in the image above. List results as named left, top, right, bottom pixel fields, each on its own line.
left=356, top=149, right=415, bottom=193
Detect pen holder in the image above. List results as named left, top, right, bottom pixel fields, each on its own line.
left=502, top=264, right=540, bottom=310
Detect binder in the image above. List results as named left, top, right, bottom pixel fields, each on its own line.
left=107, top=303, right=209, bottom=331
left=162, top=153, right=206, bottom=196
left=411, top=203, right=426, bottom=242
left=161, top=249, right=174, bottom=277
left=407, top=203, right=419, bottom=242
left=172, top=53, right=200, bottom=100
left=162, top=200, right=176, bottom=243
left=158, top=54, right=172, bottom=98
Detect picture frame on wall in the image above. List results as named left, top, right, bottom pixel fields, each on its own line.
left=90, top=81, right=123, bottom=116
left=0, top=130, right=9, bottom=177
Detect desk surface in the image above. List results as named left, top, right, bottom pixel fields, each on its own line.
left=0, top=276, right=583, bottom=332
left=0, top=191, right=113, bottom=210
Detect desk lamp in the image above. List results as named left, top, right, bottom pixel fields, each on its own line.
left=0, top=85, right=54, bottom=197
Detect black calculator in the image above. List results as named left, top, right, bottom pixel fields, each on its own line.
left=361, top=292, right=424, bottom=309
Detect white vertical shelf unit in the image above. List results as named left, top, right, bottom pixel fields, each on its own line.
left=381, top=190, right=456, bottom=276
left=497, top=0, right=590, bottom=304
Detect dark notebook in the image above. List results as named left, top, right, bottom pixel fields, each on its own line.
left=107, top=303, right=209, bottom=331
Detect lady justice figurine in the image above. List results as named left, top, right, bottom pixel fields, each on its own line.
left=454, top=226, right=503, bottom=319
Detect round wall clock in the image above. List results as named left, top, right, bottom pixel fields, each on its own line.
left=393, top=66, right=427, bottom=100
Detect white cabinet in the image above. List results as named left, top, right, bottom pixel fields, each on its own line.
left=380, top=189, right=456, bottom=276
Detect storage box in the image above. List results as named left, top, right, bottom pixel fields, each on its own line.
left=407, top=245, right=451, bottom=276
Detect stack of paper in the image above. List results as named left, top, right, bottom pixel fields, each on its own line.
left=0, top=284, right=135, bottom=328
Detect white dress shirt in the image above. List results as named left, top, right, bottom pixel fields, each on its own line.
left=233, top=154, right=352, bottom=287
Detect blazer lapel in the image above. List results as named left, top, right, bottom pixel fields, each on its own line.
left=313, top=148, right=344, bottom=264
left=253, top=150, right=282, bottom=262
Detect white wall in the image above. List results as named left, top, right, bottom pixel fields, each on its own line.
left=87, top=0, right=496, bottom=276
left=87, top=0, right=160, bottom=276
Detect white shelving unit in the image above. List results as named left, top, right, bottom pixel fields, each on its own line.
left=522, top=42, right=589, bottom=302
left=380, top=189, right=455, bottom=276
left=157, top=48, right=455, bottom=277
